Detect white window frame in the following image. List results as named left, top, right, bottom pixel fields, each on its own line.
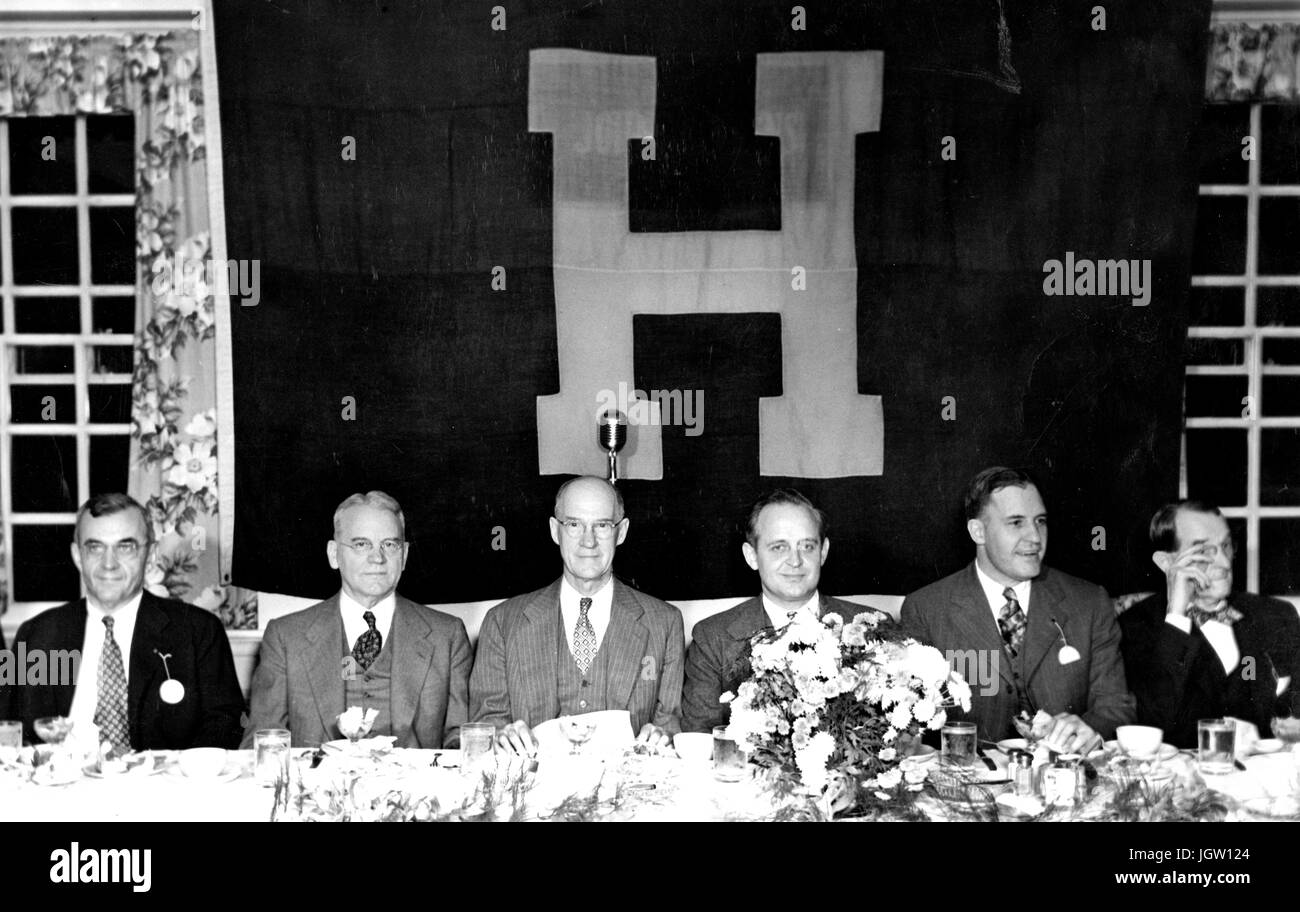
left=0, top=0, right=232, bottom=633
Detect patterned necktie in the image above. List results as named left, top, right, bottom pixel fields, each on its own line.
left=94, top=616, right=130, bottom=753
left=352, top=610, right=383, bottom=670
left=1186, top=603, right=1244, bottom=628
left=573, top=596, right=598, bottom=674
left=998, top=586, right=1028, bottom=658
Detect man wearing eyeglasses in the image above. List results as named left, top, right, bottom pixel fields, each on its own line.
left=0, top=493, right=244, bottom=750
left=242, top=490, right=472, bottom=748
left=469, top=476, right=684, bottom=754
left=1119, top=500, right=1300, bottom=748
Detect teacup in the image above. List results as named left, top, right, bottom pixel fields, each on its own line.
left=1116, top=725, right=1163, bottom=759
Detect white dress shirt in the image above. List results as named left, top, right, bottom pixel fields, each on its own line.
left=975, top=561, right=1032, bottom=624
left=763, top=592, right=821, bottom=630
left=560, top=577, right=612, bottom=655
left=340, top=591, right=396, bottom=650
left=1165, top=611, right=1240, bottom=676
left=68, top=592, right=144, bottom=734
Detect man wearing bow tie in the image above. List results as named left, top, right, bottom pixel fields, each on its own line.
left=242, top=491, right=471, bottom=748
left=469, top=476, right=684, bottom=755
left=681, top=489, right=892, bottom=733
left=901, top=467, right=1135, bottom=753
left=0, top=493, right=244, bottom=750
left=1119, top=500, right=1300, bottom=748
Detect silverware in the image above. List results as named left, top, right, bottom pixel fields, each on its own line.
left=1234, top=758, right=1248, bottom=772
left=977, top=749, right=998, bottom=771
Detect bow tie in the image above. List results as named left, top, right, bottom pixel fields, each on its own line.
left=1186, top=603, right=1244, bottom=628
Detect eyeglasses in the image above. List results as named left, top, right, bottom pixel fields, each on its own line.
left=80, top=540, right=143, bottom=559
left=336, top=538, right=406, bottom=556
left=555, top=518, right=620, bottom=539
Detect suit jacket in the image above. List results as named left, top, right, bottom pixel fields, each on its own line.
left=681, top=595, right=893, bottom=733
left=469, top=578, right=685, bottom=735
left=241, top=593, right=471, bottom=749
left=1119, top=591, right=1300, bottom=748
left=0, top=592, right=245, bottom=749
left=900, top=562, right=1135, bottom=742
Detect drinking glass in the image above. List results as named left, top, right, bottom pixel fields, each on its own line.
left=460, top=722, right=496, bottom=769
left=254, top=728, right=292, bottom=787
left=0, top=720, right=21, bottom=750
left=941, top=721, right=977, bottom=767
left=712, top=725, right=747, bottom=782
left=1197, top=718, right=1235, bottom=775
left=559, top=715, right=596, bottom=756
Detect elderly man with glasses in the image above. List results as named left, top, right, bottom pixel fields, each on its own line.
left=469, top=476, right=684, bottom=755
left=242, top=491, right=471, bottom=748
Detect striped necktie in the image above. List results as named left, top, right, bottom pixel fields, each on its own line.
left=998, top=586, right=1027, bottom=658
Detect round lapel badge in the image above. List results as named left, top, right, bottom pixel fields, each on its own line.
left=160, top=678, right=185, bottom=704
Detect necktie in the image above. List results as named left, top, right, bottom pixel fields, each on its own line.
left=352, top=610, right=383, bottom=670
left=1186, top=603, right=1244, bottom=628
left=998, top=587, right=1027, bottom=658
left=573, top=597, right=598, bottom=674
left=94, top=616, right=130, bottom=753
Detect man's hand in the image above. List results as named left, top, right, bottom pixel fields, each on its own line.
left=636, top=723, right=671, bottom=750
left=1163, top=543, right=1213, bottom=618
left=1045, top=713, right=1101, bottom=754
left=496, top=720, right=538, bottom=756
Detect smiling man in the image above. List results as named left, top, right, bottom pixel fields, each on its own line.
left=469, top=476, right=684, bottom=754
left=900, top=467, right=1134, bottom=752
left=242, top=491, right=471, bottom=748
left=0, top=493, right=244, bottom=750
left=680, top=489, right=893, bottom=733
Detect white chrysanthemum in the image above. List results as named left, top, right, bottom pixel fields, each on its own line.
left=795, top=731, right=836, bottom=791
left=875, top=768, right=903, bottom=790
left=947, top=675, right=973, bottom=710
left=901, top=642, right=951, bottom=686
left=889, top=704, right=912, bottom=729
left=882, top=727, right=897, bottom=744
left=878, top=747, right=897, bottom=762
left=928, top=709, right=948, bottom=730
left=903, top=765, right=929, bottom=785
left=912, top=698, right=936, bottom=723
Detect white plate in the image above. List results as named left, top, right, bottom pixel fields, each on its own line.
left=84, top=757, right=161, bottom=778
left=996, top=738, right=1028, bottom=753
left=1103, top=741, right=1179, bottom=762
left=321, top=736, right=397, bottom=753
left=167, top=763, right=244, bottom=784
left=1253, top=738, right=1284, bottom=755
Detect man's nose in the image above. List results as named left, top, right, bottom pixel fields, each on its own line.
left=579, top=524, right=598, bottom=546
left=788, top=549, right=803, bottom=568
left=1024, top=524, right=1042, bottom=544
left=368, top=546, right=387, bottom=563
left=102, top=547, right=120, bottom=569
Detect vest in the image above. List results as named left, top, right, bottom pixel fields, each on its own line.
left=1206, top=647, right=1256, bottom=723
left=556, top=609, right=611, bottom=716
left=342, top=626, right=394, bottom=738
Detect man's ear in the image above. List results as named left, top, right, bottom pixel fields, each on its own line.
left=70, top=540, right=83, bottom=575
left=1152, top=551, right=1173, bottom=574
left=819, top=537, right=830, bottom=564
left=326, top=540, right=340, bottom=570
left=615, top=517, right=629, bottom=546
left=966, top=518, right=986, bottom=546
left=742, top=541, right=759, bottom=571
left=548, top=516, right=561, bottom=547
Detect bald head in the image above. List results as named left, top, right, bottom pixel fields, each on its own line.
left=553, top=476, right=624, bottom=522
left=549, top=475, right=629, bottom=595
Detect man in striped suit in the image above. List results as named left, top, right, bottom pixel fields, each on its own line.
left=469, top=476, right=684, bottom=754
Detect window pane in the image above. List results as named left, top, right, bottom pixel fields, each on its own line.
left=1261, top=106, right=1300, bottom=185
left=1192, top=196, right=1247, bottom=275
left=1262, top=378, right=1300, bottom=418
left=1260, top=519, right=1300, bottom=595
left=1187, top=287, right=1244, bottom=326
left=10, top=385, right=74, bottom=424
left=11, top=435, right=77, bottom=512
left=11, top=524, right=79, bottom=602
left=89, top=207, right=135, bottom=284
left=1262, top=338, right=1300, bottom=365
left=92, top=296, right=135, bottom=334
left=11, top=206, right=78, bottom=285
left=1185, top=428, right=1247, bottom=506
left=1198, top=104, right=1250, bottom=184
left=1226, top=517, right=1248, bottom=590
left=1259, top=286, right=1300, bottom=326
left=89, top=435, right=130, bottom=495
left=14, top=296, right=79, bottom=334
left=1259, top=198, right=1300, bottom=275
left=88, top=384, right=132, bottom=423
left=1262, top=430, right=1300, bottom=504
left=7, top=116, right=75, bottom=194
left=86, top=114, right=134, bottom=195
left=11, top=345, right=74, bottom=374
left=91, top=345, right=133, bottom=375
left=1185, top=337, right=1244, bottom=365
left=1184, top=375, right=1248, bottom=417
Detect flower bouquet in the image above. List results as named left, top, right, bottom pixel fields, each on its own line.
left=723, top=611, right=971, bottom=814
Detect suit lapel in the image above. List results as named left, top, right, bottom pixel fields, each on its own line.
left=1227, top=601, right=1275, bottom=722
left=1021, top=574, right=1066, bottom=685
left=390, top=597, right=433, bottom=741
left=605, top=581, right=648, bottom=712
left=518, top=581, right=561, bottom=724
left=53, top=602, right=87, bottom=717
left=726, top=597, right=770, bottom=642
left=952, top=566, right=1015, bottom=691
left=304, top=595, right=346, bottom=739
left=128, top=594, right=169, bottom=738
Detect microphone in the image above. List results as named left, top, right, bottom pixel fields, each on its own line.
left=598, top=410, right=628, bottom=483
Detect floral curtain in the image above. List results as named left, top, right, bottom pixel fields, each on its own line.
left=0, top=33, right=255, bottom=628
left=1207, top=23, right=1300, bottom=102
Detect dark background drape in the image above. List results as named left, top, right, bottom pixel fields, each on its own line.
left=216, top=0, right=1212, bottom=603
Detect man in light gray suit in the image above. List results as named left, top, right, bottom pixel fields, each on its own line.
left=242, top=491, right=472, bottom=748
left=470, top=476, right=684, bottom=755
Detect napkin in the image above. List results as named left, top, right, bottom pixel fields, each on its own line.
left=532, top=710, right=634, bottom=759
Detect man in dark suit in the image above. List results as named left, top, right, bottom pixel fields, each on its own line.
left=0, top=493, right=244, bottom=750
left=681, top=489, right=892, bottom=733
left=470, top=476, right=684, bottom=754
left=901, top=467, right=1134, bottom=752
left=1120, top=500, right=1300, bottom=748
left=242, top=491, right=471, bottom=748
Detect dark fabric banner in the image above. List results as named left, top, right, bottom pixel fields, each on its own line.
left=217, top=0, right=1212, bottom=604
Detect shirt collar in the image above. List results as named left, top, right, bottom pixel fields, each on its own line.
left=560, top=576, right=613, bottom=610
left=85, top=590, right=144, bottom=626
left=762, top=591, right=821, bottom=629
left=974, top=561, right=1031, bottom=614
left=339, top=590, right=396, bottom=630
